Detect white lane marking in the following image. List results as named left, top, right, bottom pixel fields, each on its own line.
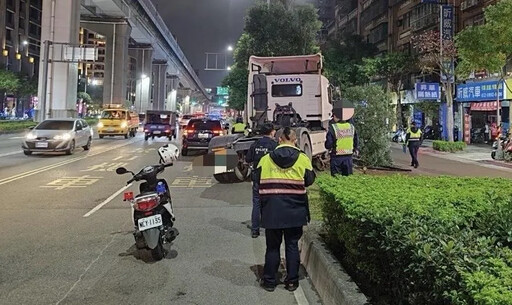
left=83, top=183, right=133, bottom=217
left=9, top=136, right=25, bottom=139
left=294, top=286, right=310, bottom=305
left=0, top=139, right=140, bottom=186
left=0, top=151, right=20, bottom=158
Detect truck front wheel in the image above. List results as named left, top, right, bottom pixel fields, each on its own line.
left=301, top=134, right=312, bottom=160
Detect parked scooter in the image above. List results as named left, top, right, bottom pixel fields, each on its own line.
left=116, top=144, right=180, bottom=260
left=392, top=127, right=407, bottom=143
left=491, top=135, right=512, bottom=160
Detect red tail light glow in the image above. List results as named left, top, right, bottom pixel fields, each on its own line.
left=134, top=196, right=159, bottom=211
left=213, top=129, right=223, bottom=135
left=123, top=191, right=134, bottom=201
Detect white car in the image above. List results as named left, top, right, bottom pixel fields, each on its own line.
left=22, top=118, right=93, bottom=155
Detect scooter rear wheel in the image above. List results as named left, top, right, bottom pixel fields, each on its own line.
left=150, top=241, right=165, bottom=261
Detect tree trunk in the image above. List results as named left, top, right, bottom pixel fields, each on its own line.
left=396, top=89, right=403, bottom=128
left=445, top=83, right=454, bottom=142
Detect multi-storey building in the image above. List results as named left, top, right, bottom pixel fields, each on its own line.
left=0, top=0, right=42, bottom=77
left=78, top=28, right=106, bottom=87
left=0, top=0, right=42, bottom=117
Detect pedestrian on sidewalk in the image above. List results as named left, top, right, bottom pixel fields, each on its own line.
left=245, top=123, right=277, bottom=238
left=256, top=127, right=316, bottom=292
left=484, top=122, right=490, bottom=144
left=406, top=121, right=422, bottom=168
left=325, top=100, right=358, bottom=176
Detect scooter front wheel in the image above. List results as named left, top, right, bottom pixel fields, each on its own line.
left=491, top=151, right=496, bottom=159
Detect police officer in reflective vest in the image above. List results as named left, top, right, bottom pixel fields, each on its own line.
left=325, top=101, right=358, bottom=176
left=406, top=121, right=422, bottom=168
left=256, top=127, right=316, bottom=292
left=245, top=123, right=277, bottom=238
left=231, top=117, right=246, bottom=134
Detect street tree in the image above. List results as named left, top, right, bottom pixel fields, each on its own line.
left=412, top=30, right=457, bottom=142
left=362, top=52, right=416, bottom=128
left=323, top=34, right=378, bottom=93
left=223, top=1, right=321, bottom=110
left=456, top=0, right=512, bottom=123
left=16, top=76, right=37, bottom=98
left=456, top=0, right=512, bottom=77
left=0, top=70, right=20, bottom=93
left=77, top=92, right=92, bottom=104
left=345, top=85, right=395, bottom=167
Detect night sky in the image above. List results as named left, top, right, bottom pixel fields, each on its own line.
left=151, top=0, right=255, bottom=89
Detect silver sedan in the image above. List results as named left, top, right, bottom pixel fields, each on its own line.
left=22, top=118, right=93, bottom=155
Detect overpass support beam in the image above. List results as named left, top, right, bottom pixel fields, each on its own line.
left=37, top=0, right=81, bottom=120
left=151, top=61, right=167, bottom=111
left=129, top=47, right=153, bottom=113
left=80, top=19, right=131, bottom=106
left=165, top=75, right=179, bottom=112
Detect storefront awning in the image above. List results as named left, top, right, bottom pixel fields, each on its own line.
left=470, top=101, right=500, bottom=111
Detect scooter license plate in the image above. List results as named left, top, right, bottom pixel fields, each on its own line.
left=137, top=214, right=163, bottom=231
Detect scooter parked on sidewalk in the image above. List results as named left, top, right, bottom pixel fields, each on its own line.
left=116, top=144, right=180, bottom=261
left=491, top=135, right=512, bottom=161
left=392, top=127, right=407, bottom=143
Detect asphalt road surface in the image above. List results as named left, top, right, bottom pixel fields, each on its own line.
left=0, top=131, right=321, bottom=305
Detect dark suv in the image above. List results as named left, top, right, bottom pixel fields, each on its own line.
left=182, top=119, right=223, bottom=156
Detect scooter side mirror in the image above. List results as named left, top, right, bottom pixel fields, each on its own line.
left=116, top=167, right=128, bottom=175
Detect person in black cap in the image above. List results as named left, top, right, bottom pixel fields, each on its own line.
left=245, top=123, right=277, bottom=238
left=325, top=101, right=358, bottom=176
left=406, top=121, right=422, bottom=168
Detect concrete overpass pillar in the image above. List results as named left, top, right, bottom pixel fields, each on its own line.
left=151, top=61, right=167, bottom=111
left=37, top=0, right=81, bottom=120
left=129, top=47, right=153, bottom=113
left=80, top=20, right=131, bottom=106
left=165, top=75, right=179, bottom=111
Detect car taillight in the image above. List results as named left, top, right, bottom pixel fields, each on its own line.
left=185, top=129, right=193, bottom=135
left=134, top=196, right=159, bottom=211
left=213, top=130, right=223, bottom=135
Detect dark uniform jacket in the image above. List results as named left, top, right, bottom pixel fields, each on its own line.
left=255, top=145, right=316, bottom=229
left=325, top=120, right=359, bottom=156
left=246, top=136, right=278, bottom=167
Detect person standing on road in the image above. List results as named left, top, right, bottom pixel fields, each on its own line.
left=325, top=101, right=358, bottom=176
left=232, top=117, right=247, bottom=134
left=245, top=123, right=277, bottom=238
left=406, top=121, right=423, bottom=168
left=256, top=127, right=316, bottom=292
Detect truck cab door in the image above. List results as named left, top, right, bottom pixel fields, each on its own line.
left=251, top=74, right=268, bottom=127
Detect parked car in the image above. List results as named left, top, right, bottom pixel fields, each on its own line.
left=181, top=119, right=224, bottom=156
left=22, top=118, right=93, bottom=155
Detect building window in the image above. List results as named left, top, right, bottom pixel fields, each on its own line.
left=29, top=23, right=41, bottom=37
left=31, top=0, right=42, bottom=10
left=6, top=11, right=15, bottom=28
left=19, top=17, right=26, bottom=30
left=6, top=0, right=15, bottom=10
left=6, top=29, right=13, bottom=43
left=29, top=7, right=41, bottom=22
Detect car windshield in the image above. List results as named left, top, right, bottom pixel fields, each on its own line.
left=101, top=110, right=126, bottom=119
left=188, top=120, right=221, bottom=130
left=36, top=120, right=74, bottom=130
left=147, top=114, right=170, bottom=124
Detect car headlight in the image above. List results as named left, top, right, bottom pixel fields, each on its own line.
left=26, top=133, right=37, bottom=140
left=54, top=133, right=71, bottom=140
left=120, top=121, right=128, bottom=128
left=97, top=122, right=104, bottom=128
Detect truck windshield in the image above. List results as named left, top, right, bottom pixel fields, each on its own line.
left=272, top=84, right=302, bottom=97
left=101, top=110, right=126, bottom=119
left=147, top=114, right=170, bottom=124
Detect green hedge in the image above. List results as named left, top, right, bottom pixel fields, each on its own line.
left=433, top=140, right=466, bottom=152
left=84, top=117, right=98, bottom=126
left=317, top=174, right=512, bottom=305
left=0, top=120, right=37, bottom=132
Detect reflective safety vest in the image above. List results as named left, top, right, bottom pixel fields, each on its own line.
left=408, top=128, right=422, bottom=141
left=332, top=122, right=355, bottom=155
left=232, top=123, right=246, bottom=133
left=258, top=144, right=312, bottom=196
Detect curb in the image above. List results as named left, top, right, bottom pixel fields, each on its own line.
left=300, top=224, right=368, bottom=305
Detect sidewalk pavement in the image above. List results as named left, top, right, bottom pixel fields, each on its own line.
left=405, top=140, right=512, bottom=171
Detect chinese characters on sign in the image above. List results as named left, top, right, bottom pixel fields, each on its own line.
left=440, top=5, right=454, bottom=83
left=415, top=83, right=440, bottom=100
left=456, top=81, right=504, bottom=102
